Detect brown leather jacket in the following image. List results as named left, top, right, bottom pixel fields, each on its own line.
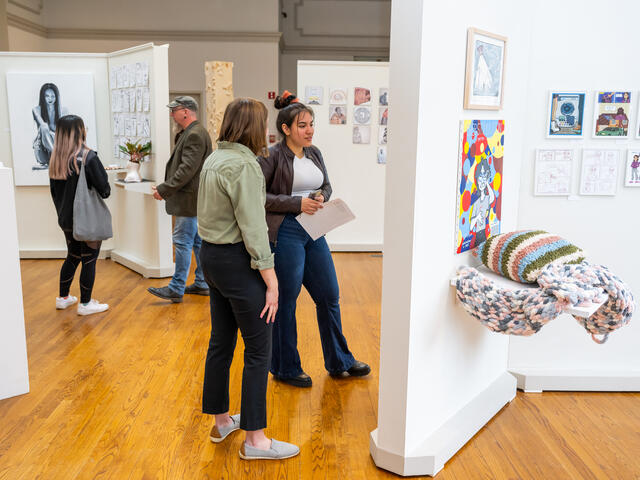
left=258, top=140, right=332, bottom=242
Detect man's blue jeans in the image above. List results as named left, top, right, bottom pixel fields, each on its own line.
left=271, top=214, right=355, bottom=377
left=168, top=216, right=207, bottom=295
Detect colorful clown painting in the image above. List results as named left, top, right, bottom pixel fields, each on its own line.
left=455, top=119, right=504, bottom=254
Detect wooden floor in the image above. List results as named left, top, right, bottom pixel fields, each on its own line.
left=1, top=253, right=639, bottom=479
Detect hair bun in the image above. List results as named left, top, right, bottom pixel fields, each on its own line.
left=274, top=91, right=298, bottom=110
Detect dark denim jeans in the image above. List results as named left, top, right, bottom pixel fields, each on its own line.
left=271, top=214, right=355, bottom=377
left=168, top=216, right=206, bottom=295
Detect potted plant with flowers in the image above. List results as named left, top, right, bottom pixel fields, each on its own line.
left=120, top=140, right=151, bottom=183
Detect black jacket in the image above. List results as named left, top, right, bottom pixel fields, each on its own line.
left=257, top=141, right=332, bottom=242
left=50, top=150, right=110, bottom=231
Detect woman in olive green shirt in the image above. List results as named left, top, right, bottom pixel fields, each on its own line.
left=197, top=98, right=299, bottom=460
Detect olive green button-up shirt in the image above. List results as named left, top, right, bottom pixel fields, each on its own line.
left=197, top=141, right=274, bottom=270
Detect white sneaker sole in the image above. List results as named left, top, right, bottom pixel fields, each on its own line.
left=238, top=450, right=299, bottom=460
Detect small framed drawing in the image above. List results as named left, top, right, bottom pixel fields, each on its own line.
left=625, top=150, right=640, bottom=186
left=534, top=149, right=574, bottom=196
left=636, top=96, right=640, bottom=138
left=579, top=149, right=620, bottom=195
left=329, top=88, right=347, bottom=105
left=593, top=91, right=632, bottom=138
left=547, top=92, right=585, bottom=138
left=304, top=86, right=323, bottom=105
left=464, top=28, right=507, bottom=110
left=329, top=105, right=346, bottom=125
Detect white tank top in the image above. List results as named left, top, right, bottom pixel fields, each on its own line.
left=291, top=155, right=324, bottom=197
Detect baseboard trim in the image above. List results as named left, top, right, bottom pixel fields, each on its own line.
left=20, top=249, right=110, bottom=259
left=370, top=371, right=516, bottom=476
left=110, top=250, right=173, bottom=279
left=509, top=368, right=640, bottom=392
left=329, top=243, right=383, bottom=252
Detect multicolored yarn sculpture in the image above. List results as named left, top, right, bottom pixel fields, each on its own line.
left=455, top=231, right=635, bottom=344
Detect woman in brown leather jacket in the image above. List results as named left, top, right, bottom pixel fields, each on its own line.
left=258, top=91, right=370, bottom=388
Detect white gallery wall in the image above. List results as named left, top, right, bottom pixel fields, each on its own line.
left=510, top=0, right=640, bottom=385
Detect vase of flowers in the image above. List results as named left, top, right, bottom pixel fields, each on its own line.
left=120, top=141, right=151, bottom=183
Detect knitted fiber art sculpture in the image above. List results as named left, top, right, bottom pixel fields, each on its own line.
left=455, top=262, right=635, bottom=344
left=477, top=230, right=586, bottom=283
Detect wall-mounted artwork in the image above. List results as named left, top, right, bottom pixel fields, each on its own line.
left=379, top=107, right=388, bottom=125
left=352, top=125, right=370, bottom=144
left=329, top=105, right=347, bottom=125
left=593, top=91, right=631, bottom=138
left=455, top=119, right=504, bottom=254
left=305, top=86, right=323, bottom=105
left=329, top=88, right=347, bottom=104
left=547, top=92, right=585, bottom=138
left=464, top=28, right=507, bottom=110
left=354, top=87, right=371, bottom=106
left=624, top=150, right=640, bottom=187
left=353, top=106, right=371, bottom=125
left=377, top=146, right=387, bottom=164
left=6, top=72, right=98, bottom=186
left=534, top=149, right=574, bottom=196
left=378, top=126, right=388, bottom=145
left=379, top=88, right=389, bottom=106
left=579, top=149, right=620, bottom=195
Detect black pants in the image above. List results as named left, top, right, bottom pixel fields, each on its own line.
left=200, top=241, right=272, bottom=431
left=60, top=230, right=101, bottom=304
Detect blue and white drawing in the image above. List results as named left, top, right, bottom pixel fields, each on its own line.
left=473, top=41, right=502, bottom=98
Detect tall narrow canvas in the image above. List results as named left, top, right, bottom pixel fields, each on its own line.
left=455, top=119, right=504, bottom=254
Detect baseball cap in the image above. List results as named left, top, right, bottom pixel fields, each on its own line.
left=167, top=96, right=198, bottom=112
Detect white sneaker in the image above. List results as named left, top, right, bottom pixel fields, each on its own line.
left=56, top=295, right=78, bottom=310
left=77, top=299, right=109, bottom=316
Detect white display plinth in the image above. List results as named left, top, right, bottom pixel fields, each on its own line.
left=0, top=167, right=29, bottom=400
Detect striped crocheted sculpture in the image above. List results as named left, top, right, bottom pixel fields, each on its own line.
left=455, top=231, right=635, bottom=344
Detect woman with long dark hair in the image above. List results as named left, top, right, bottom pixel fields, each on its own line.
left=198, top=98, right=299, bottom=460
left=49, top=115, right=110, bottom=316
left=33, top=83, right=67, bottom=169
left=258, top=91, right=370, bottom=388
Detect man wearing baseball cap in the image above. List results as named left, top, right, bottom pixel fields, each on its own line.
left=148, top=96, right=213, bottom=302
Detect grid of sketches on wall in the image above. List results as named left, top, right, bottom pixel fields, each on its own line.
left=109, top=62, right=151, bottom=163
left=305, top=85, right=389, bottom=164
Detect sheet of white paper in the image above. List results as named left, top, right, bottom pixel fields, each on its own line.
left=129, top=64, right=136, bottom=88
left=118, top=114, right=126, bottom=136
left=295, top=198, right=355, bottom=241
left=136, top=88, right=143, bottom=112
left=143, top=88, right=150, bottom=112
left=113, top=140, right=120, bottom=158
left=129, top=88, right=136, bottom=112
left=142, top=116, right=151, bottom=137
left=141, top=61, right=149, bottom=86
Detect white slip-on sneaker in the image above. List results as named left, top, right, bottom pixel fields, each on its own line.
left=56, top=295, right=78, bottom=310
left=77, top=299, right=109, bottom=316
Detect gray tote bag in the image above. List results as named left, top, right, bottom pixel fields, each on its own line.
left=73, top=153, right=113, bottom=242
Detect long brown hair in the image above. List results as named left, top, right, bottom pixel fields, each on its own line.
left=49, top=115, right=88, bottom=180
left=273, top=91, right=314, bottom=136
left=217, top=98, right=268, bottom=156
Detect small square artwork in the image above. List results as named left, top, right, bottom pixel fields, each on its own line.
left=354, top=87, right=371, bottom=106
left=305, top=86, right=324, bottom=105
left=625, top=150, right=640, bottom=187
left=329, top=105, right=347, bottom=125
left=464, top=28, right=507, bottom=110
left=547, top=92, right=585, bottom=137
left=534, top=149, right=574, bottom=196
left=377, top=146, right=387, bottom=164
left=353, top=125, right=370, bottom=144
left=379, top=88, right=389, bottom=106
left=379, top=107, right=388, bottom=125
left=579, top=149, right=620, bottom=195
left=593, top=91, right=631, bottom=138
left=353, top=106, right=371, bottom=125
left=378, top=125, right=388, bottom=145
left=329, top=88, right=347, bottom=105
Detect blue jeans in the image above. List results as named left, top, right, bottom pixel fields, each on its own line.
left=271, top=214, right=355, bottom=377
left=168, top=216, right=206, bottom=295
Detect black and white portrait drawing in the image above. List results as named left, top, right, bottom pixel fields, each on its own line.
left=6, top=72, right=97, bottom=186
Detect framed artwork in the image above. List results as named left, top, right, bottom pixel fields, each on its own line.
left=354, top=87, right=371, bottom=106
left=379, top=88, right=389, bottom=106
left=377, top=146, right=387, bottom=164
left=624, top=150, right=640, bottom=187
left=352, top=125, right=370, bottom=144
left=379, top=107, right=388, bottom=125
left=455, top=119, right=505, bottom=254
left=378, top=125, right=388, bottom=145
left=593, top=91, right=631, bottom=138
left=329, top=105, right=347, bottom=125
left=329, top=88, right=347, bottom=104
left=353, top=106, right=371, bottom=125
left=304, top=86, right=323, bottom=105
left=637, top=97, right=640, bottom=138
left=464, top=28, right=507, bottom=110
left=547, top=92, right=586, bottom=138
left=534, top=149, right=574, bottom=196
left=579, top=149, right=620, bottom=195
left=6, top=72, right=98, bottom=186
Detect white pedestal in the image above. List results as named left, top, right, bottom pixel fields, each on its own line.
left=0, top=167, right=29, bottom=400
